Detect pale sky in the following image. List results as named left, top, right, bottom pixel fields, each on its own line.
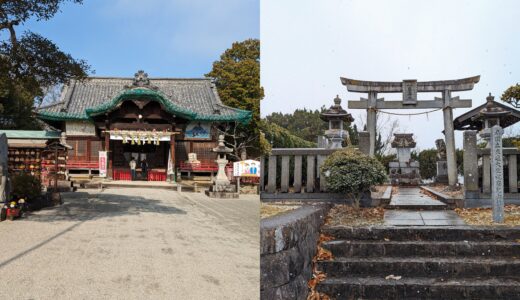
left=260, top=0, right=520, bottom=150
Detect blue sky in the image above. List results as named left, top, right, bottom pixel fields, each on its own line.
left=18, top=0, right=259, bottom=78
left=261, top=0, right=520, bottom=149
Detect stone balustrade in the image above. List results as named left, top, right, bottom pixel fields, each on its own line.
left=260, top=148, right=340, bottom=201
left=463, top=130, right=520, bottom=206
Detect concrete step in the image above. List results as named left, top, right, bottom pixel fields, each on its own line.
left=322, top=240, right=520, bottom=258
left=317, top=257, right=520, bottom=278
left=323, top=226, right=520, bottom=241
left=317, top=276, right=520, bottom=300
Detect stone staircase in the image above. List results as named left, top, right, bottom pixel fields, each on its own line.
left=316, top=226, right=520, bottom=299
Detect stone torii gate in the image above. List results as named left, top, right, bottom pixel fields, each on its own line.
left=342, top=76, right=480, bottom=186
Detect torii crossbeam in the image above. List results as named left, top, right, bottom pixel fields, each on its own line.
left=342, top=75, right=480, bottom=186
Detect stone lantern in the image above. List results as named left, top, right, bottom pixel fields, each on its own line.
left=206, top=135, right=238, bottom=198
left=320, top=95, right=354, bottom=149
left=478, top=93, right=511, bottom=146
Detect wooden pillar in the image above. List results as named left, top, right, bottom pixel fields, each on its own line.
left=367, top=92, right=377, bottom=157
left=442, top=90, right=458, bottom=186
left=104, top=131, right=112, bottom=179
left=170, top=134, right=176, bottom=182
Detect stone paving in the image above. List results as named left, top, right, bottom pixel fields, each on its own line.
left=0, top=188, right=259, bottom=299
left=388, top=187, right=446, bottom=209
left=385, top=187, right=465, bottom=226
left=384, top=210, right=466, bottom=226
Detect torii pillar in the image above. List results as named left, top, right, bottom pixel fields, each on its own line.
left=342, top=76, right=480, bottom=186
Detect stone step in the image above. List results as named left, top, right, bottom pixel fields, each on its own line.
left=323, top=226, right=520, bottom=241
left=317, top=257, right=520, bottom=278
left=322, top=240, right=520, bottom=258
left=386, top=204, right=447, bottom=210
left=317, top=276, right=520, bottom=300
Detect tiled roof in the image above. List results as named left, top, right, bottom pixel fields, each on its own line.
left=37, top=76, right=251, bottom=124
left=0, top=130, right=61, bottom=139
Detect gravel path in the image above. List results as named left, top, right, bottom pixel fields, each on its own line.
left=0, top=188, right=259, bottom=299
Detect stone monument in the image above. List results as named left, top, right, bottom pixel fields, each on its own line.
left=320, top=95, right=354, bottom=149
left=205, top=135, right=239, bottom=198
left=0, top=133, right=9, bottom=203
left=388, top=133, right=421, bottom=185
left=490, top=125, right=505, bottom=222
left=435, top=138, right=448, bottom=183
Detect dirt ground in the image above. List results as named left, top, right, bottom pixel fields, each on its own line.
left=0, top=188, right=259, bottom=299
left=260, top=203, right=300, bottom=219
left=455, top=205, right=520, bottom=226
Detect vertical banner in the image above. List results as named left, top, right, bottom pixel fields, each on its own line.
left=99, top=151, right=107, bottom=178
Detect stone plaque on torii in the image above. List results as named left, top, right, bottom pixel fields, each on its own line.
left=342, top=76, right=480, bottom=186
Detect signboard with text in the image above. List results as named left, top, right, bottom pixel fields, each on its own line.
left=233, top=160, right=260, bottom=177
left=99, top=151, right=107, bottom=177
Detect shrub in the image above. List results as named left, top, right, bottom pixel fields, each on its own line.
left=11, top=173, right=42, bottom=201
left=321, top=148, right=386, bottom=206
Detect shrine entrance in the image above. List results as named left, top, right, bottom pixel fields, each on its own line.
left=342, top=76, right=480, bottom=186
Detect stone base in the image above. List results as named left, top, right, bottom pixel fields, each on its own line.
left=205, top=190, right=239, bottom=198
left=435, top=175, right=449, bottom=184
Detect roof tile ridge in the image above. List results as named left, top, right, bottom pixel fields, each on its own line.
left=62, top=79, right=77, bottom=113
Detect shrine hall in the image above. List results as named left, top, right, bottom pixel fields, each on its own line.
left=36, top=70, right=251, bottom=181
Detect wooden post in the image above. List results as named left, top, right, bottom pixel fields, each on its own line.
left=104, top=131, right=112, bottom=179
left=170, top=133, right=176, bottom=183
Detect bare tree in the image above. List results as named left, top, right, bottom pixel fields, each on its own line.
left=356, top=111, right=400, bottom=155
left=215, top=121, right=258, bottom=161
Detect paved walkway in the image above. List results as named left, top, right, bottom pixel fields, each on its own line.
left=384, top=210, right=466, bottom=226
left=388, top=187, right=447, bottom=209
left=385, top=187, right=465, bottom=226
left=0, top=188, right=259, bottom=299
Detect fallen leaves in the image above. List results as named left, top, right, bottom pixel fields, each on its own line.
left=326, top=205, right=385, bottom=226
left=385, top=274, right=402, bottom=280
left=260, top=203, right=300, bottom=219
left=455, top=205, right=520, bottom=226
left=316, top=247, right=333, bottom=261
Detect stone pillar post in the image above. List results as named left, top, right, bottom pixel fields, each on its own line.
left=490, top=125, right=504, bottom=223
left=442, top=90, right=457, bottom=186
left=463, top=131, right=479, bottom=200
left=367, top=92, right=377, bottom=157
left=358, top=132, right=370, bottom=155
left=509, top=154, right=518, bottom=193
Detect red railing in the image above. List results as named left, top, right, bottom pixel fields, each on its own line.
left=66, top=160, right=99, bottom=169
left=179, top=161, right=219, bottom=172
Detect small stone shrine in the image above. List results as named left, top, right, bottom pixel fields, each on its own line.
left=205, top=135, right=238, bottom=198
left=389, top=133, right=421, bottom=185
left=435, top=138, right=448, bottom=183
left=320, top=96, right=354, bottom=149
